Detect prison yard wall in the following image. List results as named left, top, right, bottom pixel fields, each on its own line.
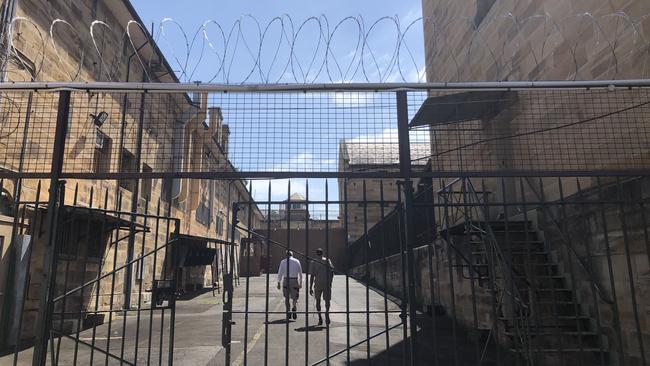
left=253, top=227, right=347, bottom=277
left=0, top=0, right=263, bottom=344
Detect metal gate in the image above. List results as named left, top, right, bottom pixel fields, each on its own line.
left=0, top=81, right=648, bottom=365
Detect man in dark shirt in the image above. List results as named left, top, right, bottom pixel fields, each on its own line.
left=309, top=248, right=335, bottom=325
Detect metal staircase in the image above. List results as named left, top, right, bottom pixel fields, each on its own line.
left=438, top=179, right=611, bottom=366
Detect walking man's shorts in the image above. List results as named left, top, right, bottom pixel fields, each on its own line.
left=283, top=278, right=300, bottom=300
left=314, top=287, right=331, bottom=302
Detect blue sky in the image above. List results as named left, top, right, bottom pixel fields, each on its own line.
left=131, top=0, right=425, bottom=84
left=130, top=0, right=425, bottom=216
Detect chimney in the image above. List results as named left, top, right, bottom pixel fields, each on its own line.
left=221, top=124, right=230, bottom=157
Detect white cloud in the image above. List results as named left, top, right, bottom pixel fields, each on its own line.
left=268, top=152, right=335, bottom=172
left=349, top=127, right=398, bottom=143
left=331, top=91, right=376, bottom=107
left=349, top=127, right=430, bottom=144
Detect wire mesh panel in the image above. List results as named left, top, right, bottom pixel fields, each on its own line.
left=0, top=91, right=60, bottom=174
left=0, top=82, right=649, bottom=366
left=0, top=84, right=649, bottom=178
left=53, top=90, right=401, bottom=178
left=409, top=88, right=650, bottom=175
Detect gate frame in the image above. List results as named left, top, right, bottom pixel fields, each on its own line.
left=0, top=79, right=648, bottom=365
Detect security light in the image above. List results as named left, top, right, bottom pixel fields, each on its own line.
left=90, top=111, right=109, bottom=127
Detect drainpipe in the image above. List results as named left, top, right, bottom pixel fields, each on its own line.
left=173, top=92, right=206, bottom=210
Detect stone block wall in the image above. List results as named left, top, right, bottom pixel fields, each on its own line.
left=422, top=0, right=650, bottom=82
left=0, top=0, right=264, bottom=344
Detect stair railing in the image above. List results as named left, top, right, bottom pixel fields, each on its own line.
left=522, top=177, right=613, bottom=305
left=438, top=177, right=533, bottom=362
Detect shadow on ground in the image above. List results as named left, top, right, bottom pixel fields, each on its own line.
left=347, top=310, right=515, bottom=366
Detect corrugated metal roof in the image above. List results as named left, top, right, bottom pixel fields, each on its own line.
left=341, top=141, right=431, bottom=166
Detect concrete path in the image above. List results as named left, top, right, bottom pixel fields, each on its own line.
left=227, top=274, right=405, bottom=366
left=0, top=275, right=407, bottom=365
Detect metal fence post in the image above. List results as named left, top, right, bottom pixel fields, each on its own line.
left=223, top=202, right=239, bottom=365
left=124, top=91, right=147, bottom=310
left=396, top=90, right=419, bottom=364
left=32, top=90, right=71, bottom=366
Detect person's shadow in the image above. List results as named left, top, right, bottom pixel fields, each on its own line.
left=294, top=325, right=325, bottom=332
left=266, top=318, right=293, bottom=325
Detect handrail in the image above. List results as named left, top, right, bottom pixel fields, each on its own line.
left=438, top=178, right=529, bottom=310
left=465, top=179, right=530, bottom=311
left=438, top=177, right=533, bottom=360
left=522, top=177, right=614, bottom=305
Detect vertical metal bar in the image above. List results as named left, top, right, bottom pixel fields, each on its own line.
left=362, top=180, right=371, bottom=364
left=396, top=184, right=409, bottom=366
left=596, top=177, right=625, bottom=365
left=105, top=192, right=124, bottom=366
left=615, top=177, right=646, bottom=365
left=480, top=179, right=500, bottom=365
left=425, top=188, right=439, bottom=366
left=159, top=184, right=174, bottom=366
left=263, top=181, right=271, bottom=366
left=324, top=180, right=331, bottom=365
left=557, top=177, right=585, bottom=366
left=223, top=202, right=239, bottom=365
left=124, top=91, right=147, bottom=310
left=11, top=181, right=41, bottom=366
left=396, top=90, right=418, bottom=364
left=285, top=181, right=291, bottom=366
left=32, top=90, right=71, bottom=366
left=500, top=177, right=525, bottom=364
left=72, top=186, right=95, bottom=365
left=518, top=177, right=542, bottom=365
left=304, top=180, right=310, bottom=366
left=243, top=185, right=253, bottom=366
left=537, top=177, right=564, bottom=366
left=379, top=181, right=393, bottom=364
left=460, top=178, right=481, bottom=364
left=441, top=187, right=459, bottom=366
left=89, top=188, right=110, bottom=366
left=158, top=308, right=165, bottom=366
left=133, top=192, right=150, bottom=364
left=639, top=199, right=650, bottom=364
left=575, top=179, right=607, bottom=366
left=147, top=198, right=163, bottom=366
left=343, top=180, right=351, bottom=364
left=167, top=219, right=180, bottom=366
left=518, top=177, right=536, bottom=362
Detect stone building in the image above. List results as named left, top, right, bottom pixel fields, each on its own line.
left=338, top=140, right=430, bottom=242
left=260, top=192, right=340, bottom=230
left=0, top=0, right=262, bottom=345
left=409, top=1, right=650, bottom=364
left=422, top=0, right=650, bottom=82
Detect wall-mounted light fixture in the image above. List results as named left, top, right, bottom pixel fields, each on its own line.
left=90, top=111, right=108, bottom=127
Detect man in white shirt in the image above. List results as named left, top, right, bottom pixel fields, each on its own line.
left=277, top=250, right=303, bottom=320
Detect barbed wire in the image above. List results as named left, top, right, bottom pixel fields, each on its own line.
left=1, top=12, right=650, bottom=83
